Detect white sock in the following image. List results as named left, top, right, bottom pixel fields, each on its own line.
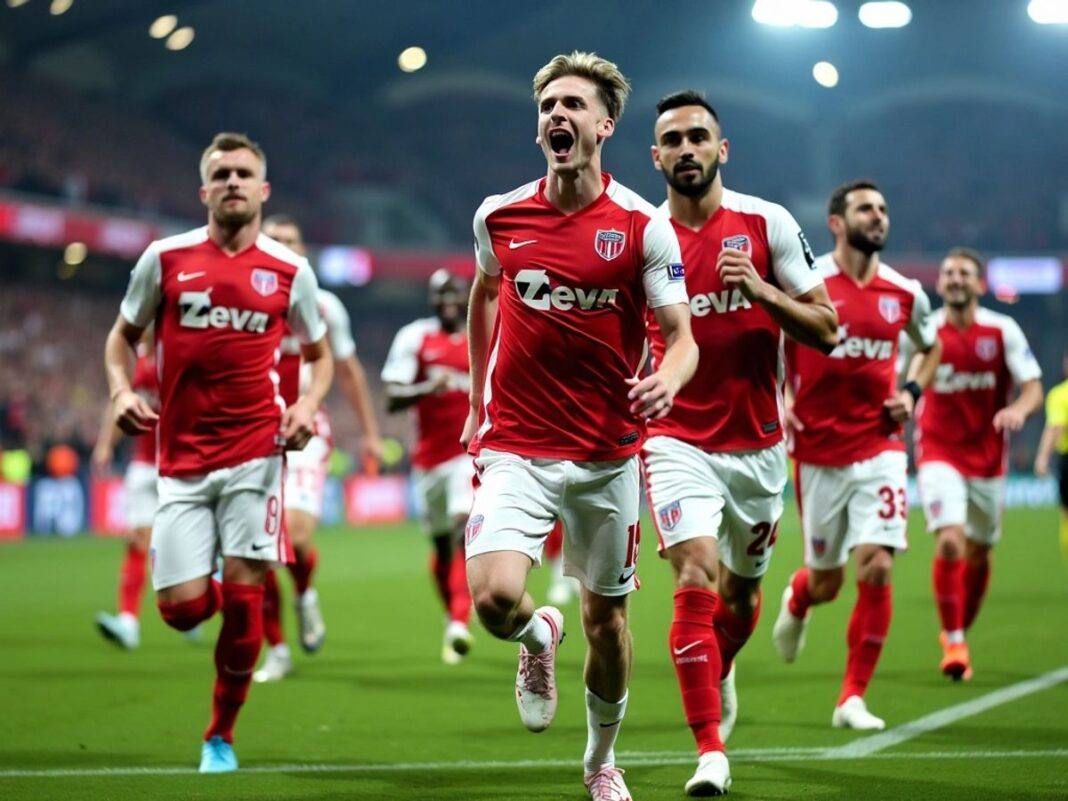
left=510, top=612, right=552, bottom=654
left=550, top=557, right=565, bottom=583
left=945, top=629, right=965, bottom=645
left=118, top=612, right=139, bottom=628
left=584, top=689, right=628, bottom=775
left=272, top=643, right=291, bottom=658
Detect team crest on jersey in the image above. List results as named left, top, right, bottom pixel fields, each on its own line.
left=878, top=295, right=902, bottom=324
left=595, top=229, right=626, bottom=261
left=721, top=234, right=751, bottom=255
left=812, top=538, right=826, bottom=557
left=251, top=268, right=278, bottom=297
left=658, top=500, right=682, bottom=531
left=465, top=514, right=484, bottom=545
left=975, top=336, right=999, bottom=361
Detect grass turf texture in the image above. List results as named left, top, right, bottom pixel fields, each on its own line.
left=1, top=507, right=1066, bottom=800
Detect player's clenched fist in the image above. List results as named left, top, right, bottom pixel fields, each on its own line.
left=717, top=247, right=768, bottom=302
left=626, top=372, right=680, bottom=420
left=882, top=389, right=915, bottom=423
left=281, top=397, right=317, bottom=450
left=112, top=388, right=158, bottom=435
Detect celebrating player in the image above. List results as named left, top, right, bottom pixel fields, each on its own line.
left=103, top=132, right=331, bottom=772
left=645, top=90, right=838, bottom=795
left=252, top=214, right=382, bottom=683
left=772, top=180, right=941, bottom=730
left=464, top=52, right=697, bottom=801
left=1035, top=351, right=1068, bottom=566
left=907, top=248, right=1043, bottom=680
left=381, top=268, right=476, bottom=665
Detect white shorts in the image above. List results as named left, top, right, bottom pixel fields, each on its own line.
left=917, top=461, right=1005, bottom=546
left=151, top=456, right=288, bottom=590
left=124, top=461, right=158, bottom=529
left=413, top=453, right=475, bottom=535
left=466, top=448, right=641, bottom=597
left=284, top=435, right=330, bottom=519
left=796, top=450, right=909, bottom=570
left=642, top=436, right=786, bottom=579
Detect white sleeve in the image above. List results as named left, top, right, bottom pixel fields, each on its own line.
left=472, top=198, right=501, bottom=277
left=287, top=260, right=328, bottom=344
left=904, top=284, right=938, bottom=350
left=766, top=204, right=822, bottom=298
left=1002, top=317, right=1042, bottom=384
left=119, top=244, right=162, bottom=327
left=319, top=291, right=357, bottom=360
left=380, top=323, right=423, bottom=385
left=642, top=213, right=689, bottom=308
left=897, top=330, right=919, bottom=377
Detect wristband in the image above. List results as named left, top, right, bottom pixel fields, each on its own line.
left=903, top=380, right=922, bottom=404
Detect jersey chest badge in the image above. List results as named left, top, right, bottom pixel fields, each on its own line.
left=975, top=336, right=999, bottom=361
left=595, top=229, right=625, bottom=261
left=721, top=234, right=752, bottom=256
left=251, top=268, right=278, bottom=297
left=878, top=295, right=901, bottom=324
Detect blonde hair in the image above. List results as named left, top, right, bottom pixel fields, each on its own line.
left=199, top=132, right=267, bottom=183
left=532, top=51, right=631, bottom=121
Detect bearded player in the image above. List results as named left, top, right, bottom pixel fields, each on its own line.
left=382, top=268, right=475, bottom=665
left=465, top=52, right=697, bottom=801
left=252, top=214, right=382, bottom=683
left=645, top=90, right=838, bottom=795
left=104, top=132, right=331, bottom=772
left=906, top=248, right=1042, bottom=680
left=772, top=180, right=941, bottom=730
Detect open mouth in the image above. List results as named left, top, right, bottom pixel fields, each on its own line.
left=548, top=129, right=574, bottom=160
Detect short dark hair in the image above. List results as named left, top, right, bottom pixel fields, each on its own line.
left=262, top=214, right=301, bottom=232
left=828, top=179, right=881, bottom=217
left=945, top=246, right=985, bottom=279
left=656, top=90, right=719, bottom=124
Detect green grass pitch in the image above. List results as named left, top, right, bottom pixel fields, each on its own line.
left=1, top=506, right=1066, bottom=800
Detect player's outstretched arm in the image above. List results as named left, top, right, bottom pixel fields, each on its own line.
left=104, top=315, right=157, bottom=436
left=282, top=336, right=334, bottom=451
left=627, top=303, right=697, bottom=420
left=461, top=269, right=500, bottom=449
left=336, top=354, right=383, bottom=465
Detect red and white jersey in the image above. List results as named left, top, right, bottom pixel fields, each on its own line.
left=381, top=317, right=470, bottom=469
left=911, top=307, right=1041, bottom=478
left=120, top=226, right=326, bottom=477
left=472, top=173, right=688, bottom=461
left=278, top=288, right=357, bottom=407
left=647, top=189, right=822, bottom=452
left=787, top=253, right=936, bottom=467
left=130, top=348, right=159, bottom=466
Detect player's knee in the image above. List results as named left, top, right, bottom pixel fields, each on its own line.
left=157, top=590, right=217, bottom=631
left=860, top=553, right=894, bottom=586
left=809, top=570, right=842, bottom=602
left=673, top=557, right=715, bottom=590
left=965, top=541, right=991, bottom=569
left=471, top=584, right=521, bottom=627
left=936, top=527, right=965, bottom=560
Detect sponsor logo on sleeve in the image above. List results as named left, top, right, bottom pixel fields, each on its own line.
left=594, top=229, right=626, bottom=261
left=667, top=262, right=685, bottom=281
left=798, top=230, right=816, bottom=267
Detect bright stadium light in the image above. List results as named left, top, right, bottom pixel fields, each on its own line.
left=858, top=2, right=912, bottom=28
left=812, top=61, right=839, bottom=87
left=63, top=242, right=87, bottom=266
left=49, top=0, right=73, bottom=15
left=6, top=0, right=32, bottom=8
left=398, top=46, right=427, bottom=73
left=149, top=14, right=178, bottom=39
left=752, top=0, right=839, bottom=28
left=165, top=26, right=194, bottom=51
left=1028, top=0, right=1068, bottom=24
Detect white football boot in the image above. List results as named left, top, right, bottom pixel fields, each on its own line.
left=719, top=663, right=737, bottom=742
left=95, top=611, right=140, bottom=650
left=832, top=695, right=886, bottom=730
left=685, top=750, right=731, bottom=797
left=772, top=585, right=809, bottom=663
left=585, top=766, right=632, bottom=801
left=253, top=644, right=293, bottom=683
left=515, top=606, right=564, bottom=732
left=442, top=620, right=474, bottom=665
left=296, top=588, right=326, bottom=653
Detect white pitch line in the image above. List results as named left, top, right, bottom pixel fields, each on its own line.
left=825, top=665, right=1068, bottom=758
left=1, top=749, right=1066, bottom=779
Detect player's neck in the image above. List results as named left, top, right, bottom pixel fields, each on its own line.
left=667, top=179, right=723, bottom=230
left=543, top=163, right=604, bottom=214
left=945, top=301, right=978, bottom=328
left=833, top=244, right=880, bottom=285
left=208, top=217, right=260, bottom=255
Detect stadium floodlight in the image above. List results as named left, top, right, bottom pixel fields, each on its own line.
left=752, top=0, right=839, bottom=29
left=63, top=242, right=87, bottom=266
left=49, top=0, right=73, bottom=14
left=165, top=26, right=194, bottom=51
left=398, top=46, right=428, bottom=73
left=6, top=0, right=31, bottom=8
left=858, top=1, right=912, bottom=28
left=1028, top=0, right=1068, bottom=24
left=812, top=61, right=839, bottom=87
left=149, top=15, right=178, bottom=39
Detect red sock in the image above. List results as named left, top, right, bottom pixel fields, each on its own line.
left=205, top=582, right=265, bottom=744
left=430, top=550, right=453, bottom=612
left=838, top=582, right=892, bottom=705
left=118, top=543, right=147, bottom=617
left=713, top=591, right=761, bottom=677
left=788, top=568, right=813, bottom=618
left=932, top=557, right=964, bottom=634
left=262, top=570, right=284, bottom=647
left=447, top=544, right=472, bottom=624
left=962, top=560, right=990, bottom=630
left=670, top=587, right=723, bottom=755
left=287, top=547, right=318, bottom=596
left=158, top=581, right=222, bottom=631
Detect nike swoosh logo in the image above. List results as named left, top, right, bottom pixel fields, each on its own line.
left=618, top=568, right=636, bottom=584
left=598, top=720, right=621, bottom=728
left=251, top=542, right=273, bottom=552
left=508, top=239, right=537, bottom=249
left=177, top=271, right=206, bottom=282
left=673, top=640, right=704, bottom=655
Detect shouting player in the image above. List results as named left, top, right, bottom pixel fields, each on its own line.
left=908, top=248, right=1043, bottom=680
left=645, top=90, right=838, bottom=795
left=253, top=214, right=382, bottom=683
left=382, top=268, right=476, bottom=665
left=772, top=180, right=941, bottom=730
left=464, top=52, right=697, bottom=801
left=104, top=132, right=331, bottom=772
